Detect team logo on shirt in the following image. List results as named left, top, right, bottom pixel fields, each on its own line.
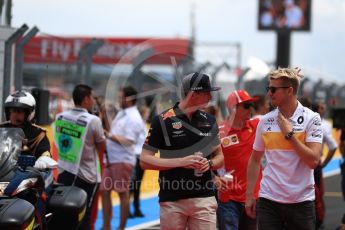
left=297, top=116, right=304, bottom=124
left=200, top=112, right=207, bottom=119
left=221, top=134, right=239, bottom=147
left=222, top=137, right=230, bottom=147
left=161, top=109, right=176, bottom=120
left=311, top=128, right=323, bottom=138
left=313, top=120, right=322, bottom=126
left=230, top=134, right=239, bottom=144
left=198, top=122, right=211, bottom=128
left=172, top=121, right=182, bottom=130
left=264, top=117, right=275, bottom=125
left=199, top=132, right=211, bottom=136
left=173, top=130, right=184, bottom=135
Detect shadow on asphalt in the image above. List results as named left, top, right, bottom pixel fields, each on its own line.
left=324, top=174, right=344, bottom=230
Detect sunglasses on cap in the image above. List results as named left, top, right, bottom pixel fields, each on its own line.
left=239, top=102, right=254, bottom=110
left=266, top=86, right=291, bottom=94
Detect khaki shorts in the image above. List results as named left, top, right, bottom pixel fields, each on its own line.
left=160, top=196, right=217, bottom=230
left=99, top=163, right=133, bottom=193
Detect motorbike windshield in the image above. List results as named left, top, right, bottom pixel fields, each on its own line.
left=0, top=128, right=24, bottom=177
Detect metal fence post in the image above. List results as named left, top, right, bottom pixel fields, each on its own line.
left=2, top=24, right=28, bottom=121
left=14, top=26, right=39, bottom=91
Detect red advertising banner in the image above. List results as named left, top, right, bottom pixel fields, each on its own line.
left=23, top=36, right=190, bottom=65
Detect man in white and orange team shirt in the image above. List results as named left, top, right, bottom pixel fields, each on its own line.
left=214, top=89, right=262, bottom=230
left=245, top=67, right=323, bottom=230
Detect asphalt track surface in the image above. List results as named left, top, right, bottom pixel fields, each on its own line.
left=137, top=174, right=344, bottom=230
left=323, top=173, right=344, bottom=229
left=95, top=155, right=345, bottom=230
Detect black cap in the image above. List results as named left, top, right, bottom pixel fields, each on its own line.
left=182, top=72, right=221, bottom=94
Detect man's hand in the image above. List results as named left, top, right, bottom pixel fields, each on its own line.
left=213, top=176, right=229, bottom=192
left=34, top=156, right=58, bottom=169
left=277, top=112, right=293, bottom=136
left=180, top=155, right=204, bottom=169
left=245, top=197, right=257, bottom=219
left=198, top=158, right=211, bottom=172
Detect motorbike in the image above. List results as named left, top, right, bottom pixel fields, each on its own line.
left=0, top=128, right=87, bottom=230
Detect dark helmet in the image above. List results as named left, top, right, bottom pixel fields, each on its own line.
left=4, top=91, right=36, bottom=121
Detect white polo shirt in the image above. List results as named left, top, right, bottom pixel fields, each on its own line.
left=253, top=102, right=323, bottom=203
left=106, top=106, right=146, bottom=165
left=321, top=119, right=337, bottom=153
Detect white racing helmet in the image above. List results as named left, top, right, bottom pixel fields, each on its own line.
left=4, top=91, right=36, bottom=121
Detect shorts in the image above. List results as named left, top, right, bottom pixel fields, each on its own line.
left=160, top=196, right=217, bottom=230
left=99, top=163, right=133, bottom=193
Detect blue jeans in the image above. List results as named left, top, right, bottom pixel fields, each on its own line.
left=217, top=200, right=257, bottom=230
left=257, top=198, right=315, bottom=230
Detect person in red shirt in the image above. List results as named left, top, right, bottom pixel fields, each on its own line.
left=214, top=89, right=262, bottom=230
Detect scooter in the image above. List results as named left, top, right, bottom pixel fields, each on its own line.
left=0, top=128, right=87, bottom=230
left=0, top=127, right=37, bottom=229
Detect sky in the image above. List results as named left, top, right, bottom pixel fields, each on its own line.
left=11, top=0, right=345, bottom=84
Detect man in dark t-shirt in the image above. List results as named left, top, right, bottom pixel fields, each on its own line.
left=140, top=72, right=224, bottom=230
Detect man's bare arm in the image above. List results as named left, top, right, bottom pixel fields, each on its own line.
left=140, top=148, right=203, bottom=171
